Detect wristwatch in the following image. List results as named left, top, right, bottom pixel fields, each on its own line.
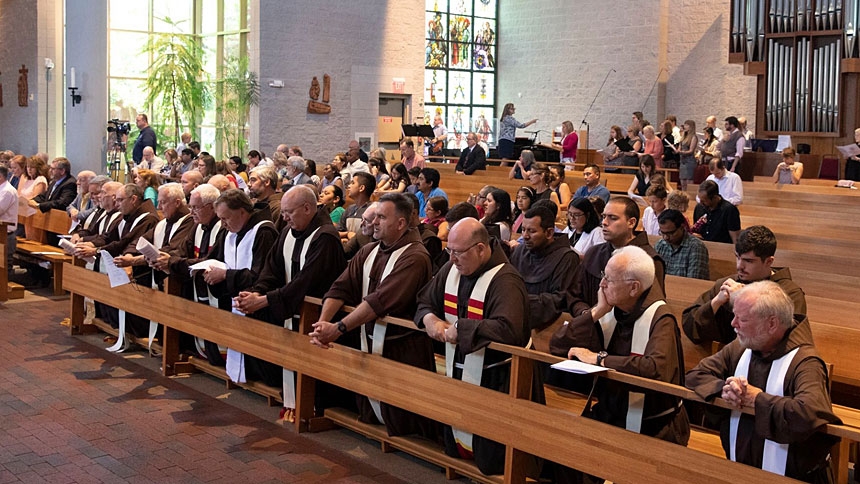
left=336, top=320, right=348, bottom=334
left=596, top=351, right=609, bottom=367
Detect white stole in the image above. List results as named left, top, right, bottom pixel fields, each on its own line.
left=224, top=220, right=273, bottom=383
left=358, top=242, right=413, bottom=424
left=148, top=214, right=191, bottom=348
left=442, top=263, right=505, bottom=452
left=105, top=211, right=154, bottom=353
left=193, top=221, right=226, bottom=358
left=597, top=300, right=665, bottom=433
left=281, top=226, right=320, bottom=409
left=729, top=347, right=800, bottom=476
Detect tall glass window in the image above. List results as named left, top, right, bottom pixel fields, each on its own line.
left=424, top=0, right=497, bottom=150
left=108, top=0, right=250, bottom=159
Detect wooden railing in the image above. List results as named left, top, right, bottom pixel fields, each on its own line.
left=62, top=262, right=860, bottom=484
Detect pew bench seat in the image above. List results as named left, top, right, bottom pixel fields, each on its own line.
left=14, top=237, right=72, bottom=296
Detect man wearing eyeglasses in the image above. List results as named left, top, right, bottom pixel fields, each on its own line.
left=570, top=196, right=665, bottom=318
left=654, top=209, right=710, bottom=280
left=550, top=246, right=689, bottom=482
left=152, top=184, right=229, bottom=366
left=415, top=217, right=528, bottom=476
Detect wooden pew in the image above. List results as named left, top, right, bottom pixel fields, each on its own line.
left=62, top=263, right=860, bottom=484
left=0, top=222, right=26, bottom=301
left=15, top=208, right=74, bottom=295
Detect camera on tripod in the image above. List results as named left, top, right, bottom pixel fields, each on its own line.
left=107, top=119, right=131, bottom=136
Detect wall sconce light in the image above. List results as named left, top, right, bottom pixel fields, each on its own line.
left=68, top=67, right=82, bottom=107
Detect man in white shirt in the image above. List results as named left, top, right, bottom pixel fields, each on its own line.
left=0, top=165, right=18, bottom=274
left=137, top=146, right=165, bottom=173
left=698, top=159, right=744, bottom=206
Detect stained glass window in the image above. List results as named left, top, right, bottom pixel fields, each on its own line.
left=424, top=0, right=498, bottom=147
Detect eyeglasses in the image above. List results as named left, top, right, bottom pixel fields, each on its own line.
left=445, top=242, right=480, bottom=257
left=659, top=226, right=682, bottom=237
left=189, top=203, right=211, bottom=212
left=600, top=270, right=636, bottom=284
left=568, top=211, right=585, bottom=219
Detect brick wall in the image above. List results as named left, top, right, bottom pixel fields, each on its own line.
left=497, top=0, right=756, bottom=148
left=255, top=0, right=425, bottom=160
left=0, top=0, right=39, bottom=154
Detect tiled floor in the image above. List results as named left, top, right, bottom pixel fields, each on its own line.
left=0, top=296, right=413, bottom=484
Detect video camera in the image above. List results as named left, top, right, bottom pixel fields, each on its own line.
left=107, top=119, right=131, bottom=136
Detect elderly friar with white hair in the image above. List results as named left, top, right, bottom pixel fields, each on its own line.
left=686, top=280, right=840, bottom=482
left=549, top=245, right=690, bottom=482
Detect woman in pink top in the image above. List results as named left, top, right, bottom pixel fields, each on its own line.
left=18, top=156, right=49, bottom=200
left=639, top=125, right=664, bottom=168
left=552, top=120, right=578, bottom=170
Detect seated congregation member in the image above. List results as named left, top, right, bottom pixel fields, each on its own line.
left=113, top=183, right=194, bottom=346
left=700, top=158, right=743, bottom=206
left=69, top=176, right=110, bottom=240
left=416, top=167, right=447, bottom=218
left=480, top=187, right=513, bottom=241
left=626, top=154, right=656, bottom=206
left=152, top=184, right=228, bottom=365
left=421, top=196, right=449, bottom=241
left=67, top=170, right=96, bottom=223
left=454, top=132, right=487, bottom=175
left=74, top=183, right=159, bottom=346
left=338, top=172, right=375, bottom=240
left=572, top=164, right=610, bottom=203
left=571, top=196, right=665, bottom=316
left=404, top=193, right=443, bottom=263
left=400, top=139, right=425, bottom=171
left=686, top=281, right=839, bottom=482
left=654, top=209, right=710, bottom=280
left=528, top=163, right=560, bottom=207
left=550, top=246, right=689, bottom=483
left=377, top=162, right=409, bottom=194
left=433, top=202, right=481, bottom=270
left=641, top=185, right=667, bottom=236
left=0, top=165, right=18, bottom=274
left=509, top=149, right=535, bottom=180
left=180, top=170, right=203, bottom=202
left=548, top=164, right=572, bottom=207
left=682, top=225, right=806, bottom=346
left=415, top=218, right=528, bottom=476
left=562, top=197, right=604, bottom=259
left=693, top=180, right=741, bottom=244
left=510, top=206, right=579, bottom=332
left=772, top=147, right=803, bottom=185
left=207, top=174, right=233, bottom=193
left=310, top=193, right=438, bottom=440
left=318, top=184, right=345, bottom=225
left=72, top=181, right=123, bottom=244
left=511, top=186, right=536, bottom=235
left=31, top=156, right=77, bottom=213
left=235, top=186, right=349, bottom=423
left=248, top=166, right=286, bottom=232
left=202, top=189, right=279, bottom=386
left=343, top=202, right=377, bottom=260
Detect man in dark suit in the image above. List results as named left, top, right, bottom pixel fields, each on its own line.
left=455, top=132, right=487, bottom=175
left=32, top=157, right=77, bottom=213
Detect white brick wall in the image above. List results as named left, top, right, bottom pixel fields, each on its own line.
left=255, top=0, right=425, bottom=161
left=498, top=0, right=756, bottom=147
left=0, top=0, right=39, bottom=154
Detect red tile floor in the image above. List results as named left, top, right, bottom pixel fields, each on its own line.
left=0, top=295, right=443, bottom=484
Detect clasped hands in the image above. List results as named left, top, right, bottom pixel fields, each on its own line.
left=721, top=376, right=762, bottom=409
left=423, top=315, right=458, bottom=344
